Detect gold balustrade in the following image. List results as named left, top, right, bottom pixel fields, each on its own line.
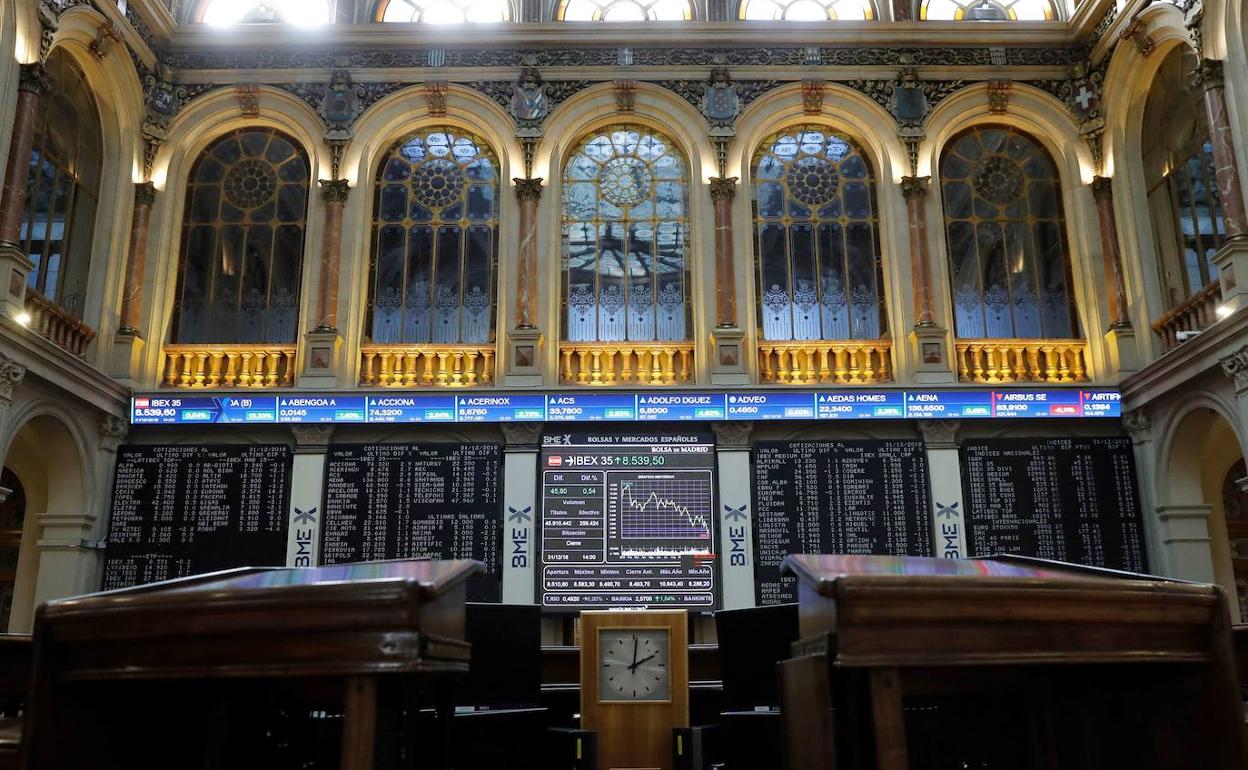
left=955, top=339, right=1089, bottom=383
left=559, top=342, right=694, bottom=385
left=162, top=345, right=297, bottom=388
left=1152, top=279, right=1222, bottom=351
left=24, top=291, right=96, bottom=357
left=758, top=340, right=893, bottom=385
left=360, top=344, right=495, bottom=387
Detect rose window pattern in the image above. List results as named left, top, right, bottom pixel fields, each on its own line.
left=377, top=0, right=511, bottom=22
left=919, top=0, right=1056, bottom=20
left=739, top=0, right=874, bottom=20
left=368, top=127, right=499, bottom=345
left=174, top=128, right=309, bottom=345
left=562, top=126, right=690, bottom=343
left=940, top=125, right=1077, bottom=340
left=752, top=126, right=886, bottom=341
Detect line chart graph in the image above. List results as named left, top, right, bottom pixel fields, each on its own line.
left=617, top=475, right=712, bottom=540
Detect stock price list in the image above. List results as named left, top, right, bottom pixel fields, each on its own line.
left=960, top=437, right=1147, bottom=571
left=103, top=445, right=291, bottom=590
left=539, top=432, right=717, bottom=610
left=752, top=440, right=933, bottom=605
left=321, top=443, right=504, bottom=602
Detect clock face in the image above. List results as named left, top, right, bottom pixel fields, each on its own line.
left=598, top=628, right=671, bottom=702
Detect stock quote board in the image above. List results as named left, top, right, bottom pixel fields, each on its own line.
left=960, top=437, right=1147, bottom=572
left=752, top=440, right=933, bottom=605
left=321, top=443, right=504, bottom=602
left=538, top=431, right=717, bottom=610
left=103, top=444, right=291, bottom=590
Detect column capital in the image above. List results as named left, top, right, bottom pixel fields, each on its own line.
left=1194, top=58, right=1225, bottom=92
left=1090, top=175, right=1114, bottom=200
left=319, top=178, right=351, bottom=204
left=709, top=176, right=738, bottom=202
left=17, top=63, right=47, bottom=95
left=134, top=181, right=157, bottom=207
left=0, top=352, right=25, bottom=403
left=900, top=175, right=931, bottom=200
left=1220, top=344, right=1248, bottom=393
left=917, top=419, right=960, bottom=448
left=99, top=415, right=128, bottom=453
left=513, top=177, right=544, bottom=202
left=292, top=424, right=335, bottom=454
left=501, top=422, right=542, bottom=448
left=1123, top=410, right=1152, bottom=442
left=711, top=421, right=752, bottom=448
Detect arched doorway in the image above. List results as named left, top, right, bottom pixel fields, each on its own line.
left=0, top=469, right=24, bottom=630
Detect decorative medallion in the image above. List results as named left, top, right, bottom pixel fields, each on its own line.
left=412, top=158, right=467, bottom=210
left=224, top=159, right=277, bottom=209
left=787, top=156, right=838, bottom=207
left=972, top=156, right=1024, bottom=205
left=600, top=157, right=653, bottom=207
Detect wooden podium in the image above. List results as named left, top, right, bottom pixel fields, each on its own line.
left=21, top=559, right=482, bottom=770
left=778, top=554, right=1248, bottom=770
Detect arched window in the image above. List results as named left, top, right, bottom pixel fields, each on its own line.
left=1142, top=47, right=1225, bottom=304
left=367, top=127, right=498, bottom=345
left=173, top=129, right=310, bottom=344
left=378, top=0, right=511, bottom=21
left=940, top=125, right=1077, bottom=339
left=752, top=126, right=886, bottom=341
left=562, top=126, right=690, bottom=342
left=920, top=0, right=1055, bottom=19
left=198, top=0, right=330, bottom=25
left=558, top=0, right=691, bottom=20
left=740, top=0, right=873, bottom=19
left=21, top=50, right=101, bottom=319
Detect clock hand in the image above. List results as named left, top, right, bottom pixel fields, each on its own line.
left=631, top=636, right=638, bottom=670
left=629, top=653, right=659, bottom=673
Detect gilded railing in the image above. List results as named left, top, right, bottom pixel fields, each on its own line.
left=360, top=344, right=496, bottom=387
left=955, top=339, right=1088, bottom=383
left=1152, top=279, right=1222, bottom=350
left=758, top=341, right=893, bottom=385
left=559, top=342, right=694, bottom=385
left=24, top=291, right=95, bottom=357
left=162, top=345, right=297, bottom=388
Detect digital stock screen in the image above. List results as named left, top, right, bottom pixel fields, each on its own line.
left=538, top=431, right=717, bottom=610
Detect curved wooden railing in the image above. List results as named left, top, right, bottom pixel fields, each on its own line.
left=955, top=339, right=1089, bottom=383
left=360, top=344, right=496, bottom=387
left=162, top=345, right=297, bottom=388
left=1152, top=279, right=1222, bottom=351
left=23, top=291, right=95, bottom=357
left=758, top=340, right=893, bottom=385
left=559, top=342, right=694, bottom=385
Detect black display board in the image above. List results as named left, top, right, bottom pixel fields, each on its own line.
left=103, top=444, right=292, bottom=590
left=538, top=431, right=717, bottom=610
left=321, top=443, right=503, bottom=602
left=751, top=440, right=933, bottom=605
left=960, top=437, right=1147, bottom=571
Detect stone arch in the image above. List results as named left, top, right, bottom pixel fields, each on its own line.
left=142, top=86, right=329, bottom=383
left=339, top=84, right=525, bottom=384
left=1156, top=395, right=1248, bottom=614
left=536, top=82, right=718, bottom=379
left=0, top=404, right=91, bottom=633
left=922, top=82, right=1107, bottom=375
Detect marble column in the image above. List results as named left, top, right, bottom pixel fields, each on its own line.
left=902, top=176, right=936, bottom=326
left=1091, top=177, right=1131, bottom=328
left=0, top=64, right=46, bottom=247
left=1198, top=60, right=1247, bottom=239
left=514, top=178, right=542, bottom=329
left=709, top=177, right=738, bottom=328
left=315, top=180, right=350, bottom=331
left=118, top=183, right=157, bottom=335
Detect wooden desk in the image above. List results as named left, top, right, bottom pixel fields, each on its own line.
left=22, top=559, right=481, bottom=770
left=779, top=554, right=1248, bottom=770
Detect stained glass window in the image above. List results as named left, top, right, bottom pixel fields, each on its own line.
left=21, top=50, right=101, bottom=319
left=920, top=0, right=1055, bottom=19
left=199, top=0, right=330, bottom=25
left=367, top=128, right=498, bottom=345
left=740, top=0, right=873, bottom=20
left=562, top=126, right=690, bottom=342
left=173, top=129, right=310, bottom=344
left=752, top=126, right=886, bottom=341
left=558, top=0, right=691, bottom=20
left=941, top=125, right=1077, bottom=339
left=378, top=0, right=511, bottom=21
left=1168, top=141, right=1225, bottom=293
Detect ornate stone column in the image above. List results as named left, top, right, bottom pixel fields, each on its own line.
left=513, top=178, right=542, bottom=329
left=315, top=179, right=350, bottom=331
left=901, top=176, right=935, bottom=327
left=1090, top=177, right=1130, bottom=328
left=709, top=177, right=738, bottom=328
left=0, top=64, right=47, bottom=320
left=1197, top=61, right=1246, bottom=239
left=118, top=183, right=157, bottom=335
